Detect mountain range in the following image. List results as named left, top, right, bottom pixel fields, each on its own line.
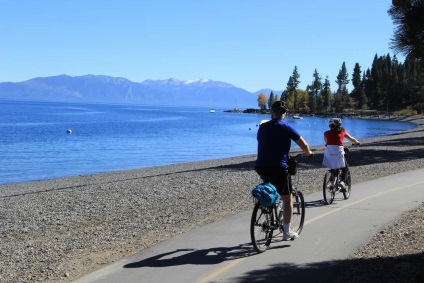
left=0, top=75, right=280, bottom=108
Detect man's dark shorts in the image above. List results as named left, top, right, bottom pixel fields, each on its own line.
left=254, top=166, right=291, bottom=195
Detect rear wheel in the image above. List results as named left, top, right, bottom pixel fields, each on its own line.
left=291, top=190, right=305, bottom=235
left=343, top=169, right=352, bottom=199
left=250, top=201, right=274, bottom=253
left=323, top=171, right=336, bottom=205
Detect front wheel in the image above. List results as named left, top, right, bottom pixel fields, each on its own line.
left=291, top=190, right=305, bottom=235
left=343, top=169, right=352, bottom=199
left=250, top=201, right=274, bottom=253
left=323, top=171, right=335, bottom=205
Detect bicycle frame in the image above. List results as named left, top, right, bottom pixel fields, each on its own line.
left=250, top=153, right=307, bottom=253
left=323, top=146, right=355, bottom=205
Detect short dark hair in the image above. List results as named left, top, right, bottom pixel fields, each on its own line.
left=271, top=100, right=287, bottom=114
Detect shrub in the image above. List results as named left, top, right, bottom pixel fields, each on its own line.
left=394, top=108, right=418, bottom=115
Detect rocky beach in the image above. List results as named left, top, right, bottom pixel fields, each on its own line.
left=0, top=116, right=423, bottom=283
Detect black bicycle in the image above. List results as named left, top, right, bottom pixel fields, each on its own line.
left=322, top=145, right=357, bottom=205
left=250, top=154, right=306, bottom=253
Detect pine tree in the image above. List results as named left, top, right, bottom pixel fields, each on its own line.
left=286, top=66, right=300, bottom=111
left=274, top=93, right=280, bottom=103
left=336, top=62, right=351, bottom=111
left=388, top=0, right=424, bottom=60
left=307, top=69, right=322, bottom=113
left=351, top=63, right=362, bottom=107
left=320, top=76, right=332, bottom=113
left=267, top=91, right=275, bottom=109
left=364, top=68, right=373, bottom=109
left=358, top=72, right=368, bottom=110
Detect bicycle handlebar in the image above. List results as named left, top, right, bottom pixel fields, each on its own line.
left=345, top=143, right=360, bottom=149
left=351, top=143, right=360, bottom=147
left=291, top=153, right=314, bottom=161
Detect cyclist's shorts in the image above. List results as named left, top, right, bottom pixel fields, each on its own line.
left=254, top=166, right=291, bottom=195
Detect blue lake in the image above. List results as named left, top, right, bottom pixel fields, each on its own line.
left=0, top=100, right=416, bottom=185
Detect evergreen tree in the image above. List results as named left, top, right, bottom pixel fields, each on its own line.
left=285, top=76, right=294, bottom=110
left=280, top=90, right=286, bottom=101
left=351, top=63, right=362, bottom=107
left=320, top=76, right=332, bottom=112
left=286, top=66, right=300, bottom=111
left=296, top=89, right=309, bottom=112
left=336, top=62, right=351, bottom=110
left=358, top=72, right=368, bottom=110
left=274, top=93, right=280, bottom=103
left=370, top=55, right=384, bottom=109
left=364, top=68, right=373, bottom=109
left=307, top=69, right=322, bottom=113
left=382, top=54, right=392, bottom=112
left=336, top=62, right=350, bottom=91
left=388, top=0, right=424, bottom=60
left=333, top=91, right=343, bottom=113
left=267, top=91, right=275, bottom=109
left=306, top=85, right=315, bottom=113
left=280, top=90, right=292, bottom=110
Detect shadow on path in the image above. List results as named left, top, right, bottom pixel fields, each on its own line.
left=230, top=252, right=424, bottom=283
left=122, top=243, right=423, bottom=283
left=123, top=243, right=256, bottom=268
left=305, top=199, right=326, bottom=208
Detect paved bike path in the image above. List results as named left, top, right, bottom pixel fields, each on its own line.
left=74, top=169, right=424, bottom=283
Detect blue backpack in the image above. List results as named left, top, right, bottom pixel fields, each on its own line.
left=251, top=183, right=278, bottom=206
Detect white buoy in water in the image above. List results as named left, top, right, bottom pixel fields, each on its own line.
left=67, top=129, right=72, bottom=134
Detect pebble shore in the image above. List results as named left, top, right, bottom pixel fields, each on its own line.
left=1, top=116, right=423, bottom=283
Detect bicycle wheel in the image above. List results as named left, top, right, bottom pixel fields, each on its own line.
left=323, top=171, right=335, bottom=205
left=343, top=169, right=352, bottom=199
left=250, top=201, right=274, bottom=253
left=291, top=190, right=305, bottom=235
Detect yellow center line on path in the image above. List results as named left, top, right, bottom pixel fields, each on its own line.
left=305, top=180, right=424, bottom=225
left=196, top=257, right=245, bottom=283
left=195, top=180, right=424, bottom=283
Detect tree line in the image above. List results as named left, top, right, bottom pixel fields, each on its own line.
left=257, top=0, right=424, bottom=115
left=258, top=55, right=423, bottom=115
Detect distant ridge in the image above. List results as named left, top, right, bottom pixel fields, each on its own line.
left=0, top=75, right=281, bottom=108
left=253, top=88, right=283, bottom=96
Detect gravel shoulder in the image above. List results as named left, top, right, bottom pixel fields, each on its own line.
left=0, top=116, right=423, bottom=283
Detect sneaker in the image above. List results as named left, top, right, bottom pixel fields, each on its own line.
left=282, top=230, right=299, bottom=241
left=339, top=181, right=347, bottom=192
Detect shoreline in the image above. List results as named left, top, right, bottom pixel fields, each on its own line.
left=0, top=116, right=423, bottom=282
left=0, top=114, right=419, bottom=187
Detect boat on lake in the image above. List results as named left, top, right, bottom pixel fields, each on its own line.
left=210, top=109, right=215, bottom=113
left=292, top=115, right=303, bottom=119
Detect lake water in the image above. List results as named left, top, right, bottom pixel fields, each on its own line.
left=0, top=100, right=416, bottom=185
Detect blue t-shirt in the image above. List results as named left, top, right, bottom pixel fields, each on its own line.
left=255, top=119, right=301, bottom=168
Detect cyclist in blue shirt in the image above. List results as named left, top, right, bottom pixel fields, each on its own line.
left=255, top=100, right=312, bottom=240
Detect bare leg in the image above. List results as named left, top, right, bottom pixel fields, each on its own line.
left=282, top=194, right=293, bottom=225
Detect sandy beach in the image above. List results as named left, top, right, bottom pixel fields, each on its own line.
left=1, top=115, right=423, bottom=283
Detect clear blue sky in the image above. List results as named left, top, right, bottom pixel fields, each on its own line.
left=0, top=1, right=400, bottom=92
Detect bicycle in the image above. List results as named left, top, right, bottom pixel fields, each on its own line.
left=250, top=153, right=306, bottom=253
left=322, top=144, right=358, bottom=205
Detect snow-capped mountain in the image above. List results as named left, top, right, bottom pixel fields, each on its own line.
left=0, top=75, right=259, bottom=107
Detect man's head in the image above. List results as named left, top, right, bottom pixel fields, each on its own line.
left=271, top=101, right=287, bottom=119
left=271, top=100, right=287, bottom=120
